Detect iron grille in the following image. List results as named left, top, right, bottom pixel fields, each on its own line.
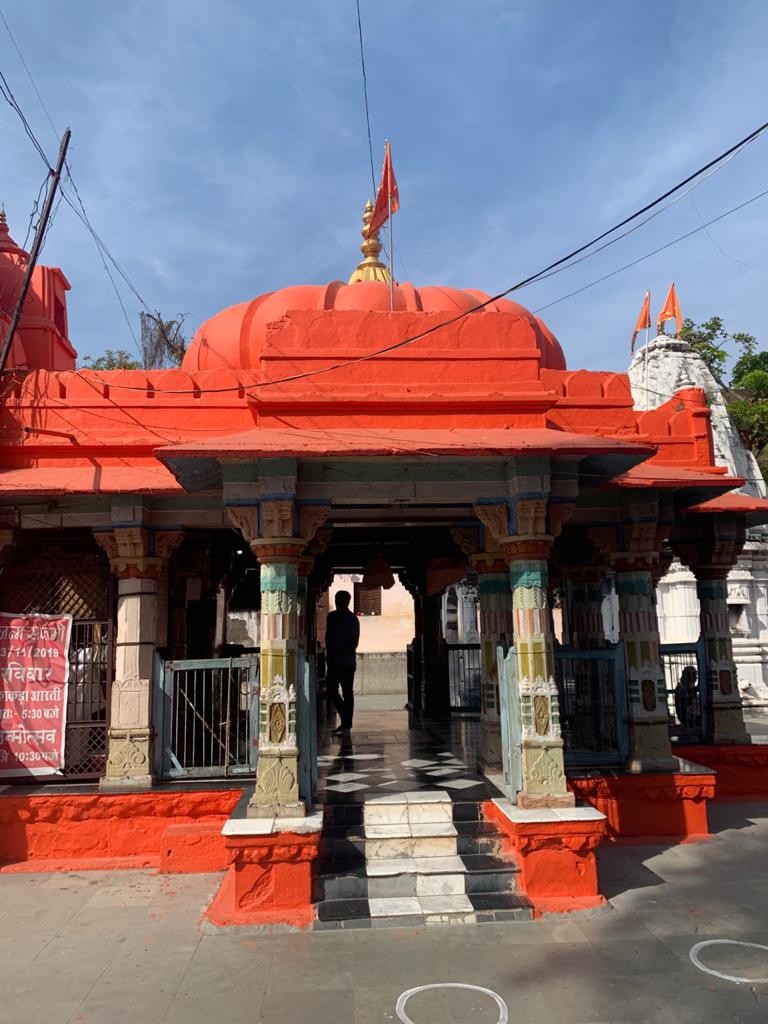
left=661, top=647, right=704, bottom=742
left=162, top=657, right=259, bottom=778
left=446, top=643, right=482, bottom=710
left=556, top=654, right=620, bottom=757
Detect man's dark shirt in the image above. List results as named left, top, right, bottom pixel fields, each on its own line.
left=325, top=608, right=360, bottom=669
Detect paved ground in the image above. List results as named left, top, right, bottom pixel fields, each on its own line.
left=1, top=802, right=768, bottom=1023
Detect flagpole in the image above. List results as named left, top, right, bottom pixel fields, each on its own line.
left=387, top=140, right=394, bottom=312
left=644, top=290, right=653, bottom=405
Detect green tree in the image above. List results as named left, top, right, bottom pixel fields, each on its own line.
left=681, top=317, right=768, bottom=478
left=81, top=349, right=142, bottom=370
left=680, top=316, right=734, bottom=384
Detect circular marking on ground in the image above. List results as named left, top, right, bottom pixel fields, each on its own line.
left=395, top=983, right=508, bottom=1024
left=689, top=939, right=768, bottom=985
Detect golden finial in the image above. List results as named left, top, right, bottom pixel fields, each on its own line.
left=348, top=199, right=391, bottom=285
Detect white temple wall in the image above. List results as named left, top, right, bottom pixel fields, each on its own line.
left=628, top=334, right=768, bottom=712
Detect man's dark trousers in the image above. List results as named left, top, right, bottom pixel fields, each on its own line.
left=328, top=663, right=356, bottom=729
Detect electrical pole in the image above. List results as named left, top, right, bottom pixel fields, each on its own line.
left=0, top=127, right=71, bottom=375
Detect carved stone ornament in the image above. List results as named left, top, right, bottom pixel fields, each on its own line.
left=641, top=678, right=657, bottom=712
left=227, top=506, right=258, bottom=545
left=474, top=504, right=509, bottom=546
left=548, top=502, right=575, bottom=539
left=262, top=500, right=294, bottom=539
left=307, top=528, right=333, bottom=557
left=154, top=530, right=184, bottom=561
left=450, top=528, right=480, bottom=557
left=104, top=728, right=151, bottom=779
left=299, top=505, right=331, bottom=545
left=516, top=498, right=547, bottom=537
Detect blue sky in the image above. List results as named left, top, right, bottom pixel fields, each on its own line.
left=1, top=0, right=766, bottom=372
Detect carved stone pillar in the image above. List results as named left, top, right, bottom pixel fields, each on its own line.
left=227, top=499, right=330, bottom=816
left=589, top=500, right=677, bottom=771
left=471, top=552, right=512, bottom=770
left=612, top=558, right=676, bottom=770
left=567, top=568, right=607, bottom=651
left=673, top=514, right=750, bottom=744
left=474, top=478, right=575, bottom=808
left=252, top=546, right=305, bottom=817
left=94, top=527, right=183, bottom=788
left=503, top=537, right=574, bottom=808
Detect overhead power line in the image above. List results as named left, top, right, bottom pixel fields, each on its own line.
left=532, top=186, right=768, bottom=316
left=355, top=0, right=377, bottom=197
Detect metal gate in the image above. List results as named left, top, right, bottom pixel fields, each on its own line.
left=159, top=656, right=259, bottom=779
left=660, top=638, right=708, bottom=742
left=446, top=643, right=482, bottom=710
left=496, top=645, right=522, bottom=800
left=554, top=645, right=628, bottom=765
left=0, top=533, right=113, bottom=779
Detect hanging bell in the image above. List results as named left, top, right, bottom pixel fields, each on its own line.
left=361, top=550, right=395, bottom=590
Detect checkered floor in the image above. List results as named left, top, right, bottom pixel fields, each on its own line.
left=315, top=711, right=500, bottom=803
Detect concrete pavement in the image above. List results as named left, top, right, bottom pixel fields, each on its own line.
left=1, top=802, right=768, bottom=1023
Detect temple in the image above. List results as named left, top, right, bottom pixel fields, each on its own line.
left=1, top=203, right=768, bottom=926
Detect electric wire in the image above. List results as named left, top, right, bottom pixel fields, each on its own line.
left=531, top=186, right=768, bottom=316
left=355, top=0, right=377, bottom=197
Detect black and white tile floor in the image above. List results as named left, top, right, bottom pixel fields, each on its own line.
left=315, top=711, right=498, bottom=804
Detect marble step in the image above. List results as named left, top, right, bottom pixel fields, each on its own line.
left=317, top=819, right=503, bottom=862
left=323, top=794, right=481, bottom=827
left=312, top=852, right=520, bottom=901
left=313, top=891, right=533, bottom=930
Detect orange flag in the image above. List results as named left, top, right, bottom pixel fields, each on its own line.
left=631, top=289, right=651, bottom=352
left=367, top=141, right=399, bottom=238
left=657, top=283, right=682, bottom=336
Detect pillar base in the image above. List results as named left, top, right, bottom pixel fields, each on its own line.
left=625, top=756, right=681, bottom=773
left=517, top=791, right=576, bottom=809
left=626, top=718, right=675, bottom=772
left=98, top=774, right=154, bottom=791
left=711, top=705, right=751, bottom=745
left=478, top=716, right=503, bottom=771
left=249, top=749, right=303, bottom=818
left=99, top=729, right=153, bottom=789
left=247, top=799, right=306, bottom=819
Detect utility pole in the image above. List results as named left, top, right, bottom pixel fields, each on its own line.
left=0, top=128, right=71, bottom=375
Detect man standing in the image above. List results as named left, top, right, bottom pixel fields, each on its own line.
left=325, top=589, right=360, bottom=736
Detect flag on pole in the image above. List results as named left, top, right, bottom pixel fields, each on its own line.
left=631, top=289, right=651, bottom=352
left=657, top=283, right=682, bottom=336
left=366, top=141, right=399, bottom=238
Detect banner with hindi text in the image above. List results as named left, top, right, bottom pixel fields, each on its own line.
left=0, top=613, right=72, bottom=777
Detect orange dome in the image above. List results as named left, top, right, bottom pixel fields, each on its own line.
left=182, top=279, right=566, bottom=373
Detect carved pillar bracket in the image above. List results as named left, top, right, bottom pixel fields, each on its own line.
left=94, top=527, right=184, bottom=788
left=672, top=514, right=749, bottom=744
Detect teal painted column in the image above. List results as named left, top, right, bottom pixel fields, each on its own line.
left=249, top=547, right=305, bottom=818
left=504, top=538, right=573, bottom=809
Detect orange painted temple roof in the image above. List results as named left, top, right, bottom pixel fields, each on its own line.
left=0, top=257, right=754, bottom=514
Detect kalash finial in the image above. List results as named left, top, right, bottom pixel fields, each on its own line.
left=348, top=199, right=391, bottom=285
